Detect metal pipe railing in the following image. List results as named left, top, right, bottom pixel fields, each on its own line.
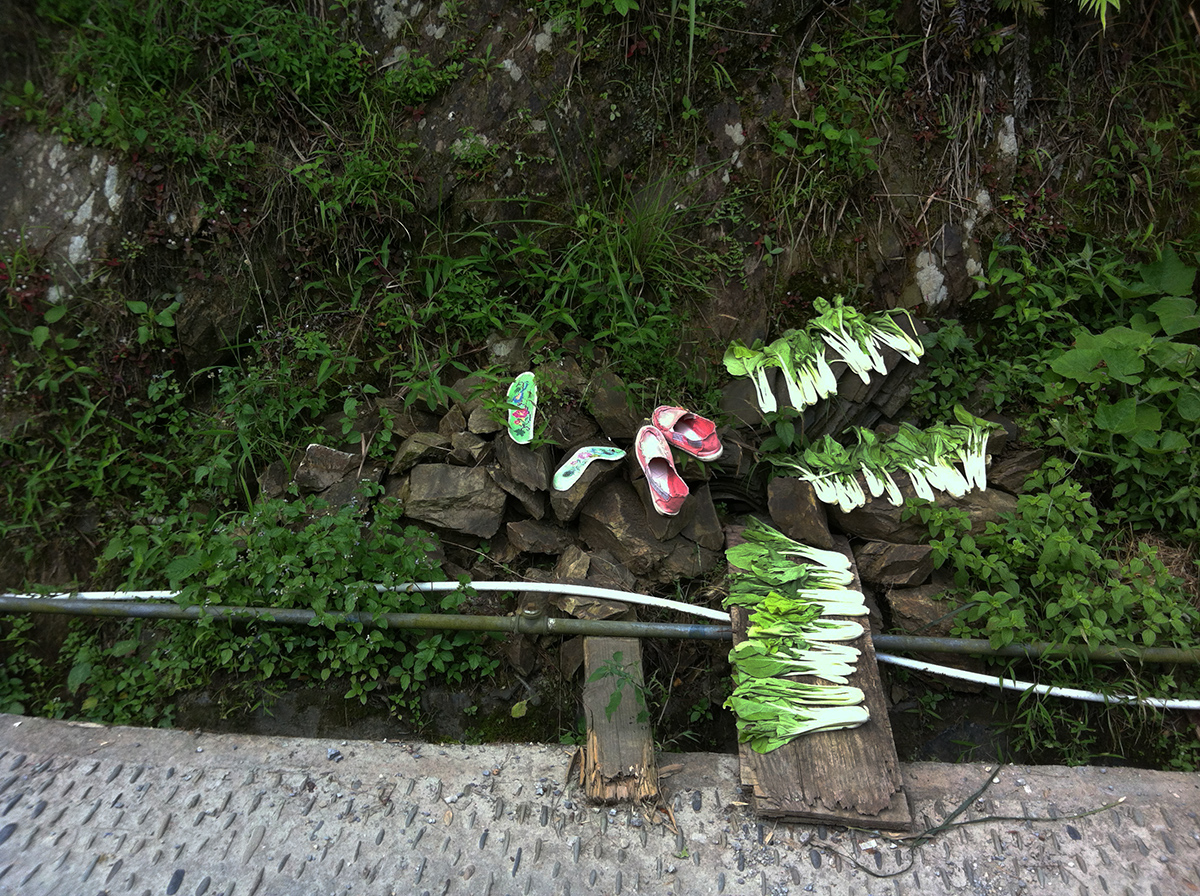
left=0, top=595, right=733, bottom=641
left=2, top=596, right=1197, bottom=663
left=870, top=634, right=1200, bottom=665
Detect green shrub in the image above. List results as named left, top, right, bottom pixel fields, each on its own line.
left=908, top=460, right=1197, bottom=651
left=75, top=496, right=499, bottom=724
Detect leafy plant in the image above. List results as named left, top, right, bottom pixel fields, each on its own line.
left=79, top=496, right=500, bottom=722
left=1040, top=249, right=1200, bottom=534
left=908, top=460, right=1197, bottom=651
left=588, top=650, right=649, bottom=724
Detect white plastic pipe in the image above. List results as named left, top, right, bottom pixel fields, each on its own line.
left=2, top=581, right=731, bottom=622
left=877, top=652, right=1200, bottom=711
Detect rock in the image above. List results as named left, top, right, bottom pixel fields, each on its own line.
left=767, top=478, right=834, bottom=549
left=438, top=404, right=467, bottom=437
left=854, top=541, right=933, bottom=587
left=401, top=464, right=507, bottom=537
left=313, top=460, right=387, bottom=514
left=257, top=459, right=290, bottom=500
left=549, top=441, right=625, bottom=523
left=486, top=333, right=530, bottom=372
left=0, top=129, right=128, bottom=295
left=585, top=550, right=639, bottom=592
left=541, top=401, right=600, bottom=447
left=467, top=404, right=505, bottom=435
left=507, top=519, right=573, bottom=554
left=988, top=449, right=1044, bottom=495
left=681, top=484, right=725, bottom=551
left=390, top=432, right=451, bottom=475
left=502, top=635, right=539, bottom=676
left=493, top=435, right=552, bottom=493
left=711, top=430, right=755, bottom=479
left=488, top=462, right=547, bottom=520
left=720, top=376, right=765, bottom=428
left=638, top=474, right=695, bottom=541
left=884, top=577, right=959, bottom=637
left=578, top=480, right=673, bottom=577
left=658, top=540, right=722, bottom=582
left=882, top=575, right=989, bottom=686
left=536, top=354, right=589, bottom=398
left=588, top=371, right=641, bottom=440
left=551, top=594, right=630, bottom=619
left=450, top=431, right=490, bottom=465
left=871, top=363, right=920, bottom=419
left=559, top=637, right=585, bottom=679
left=514, top=579, right=551, bottom=617
left=376, top=398, right=440, bottom=439
left=452, top=371, right=507, bottom=436
left=553, top=545, right=591, bottom=582
left=176, top=280, right=263, bottom=372
left=830, top=474, right=1018, bottom=543
left=293, top=444, right=360, bottom=494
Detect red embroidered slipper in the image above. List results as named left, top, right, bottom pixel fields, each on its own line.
left=651, top=406, right=723, bottom=461
left=635, top=425, right=689, bottom=516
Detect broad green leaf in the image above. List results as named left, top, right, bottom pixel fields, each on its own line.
left=1051, top=347, right=1105, bottom=382
left=1139, top=248, right=1197, bottom=297
left=67, top=660, right=92, bottom=694
left=31, top=326, right=50, bottom=349
left=165, top=555, right=202, bottom=583
left=1142, top=376, right=1180, bottom=395
left=1129, top=428, right=1159, bottom=451
left=1148, top=296, right=1200, bottom=336
left=1103, top=347, right=1145, bottom=384
left=1177, top=386, right=1200, bottom=421
left=1147, top=341, right=1199, bottom=374
left=44, top=304, right=68, bottom=323
left=1160, top=430, right=1189, bottom=452
left=126, top=300, right=148, bottom=315
left=1134, top=404, right=1163, bottom=433
left=1090, top=326, right=1154, bottom=349
left=1094, top=398, right=1138, bottom=434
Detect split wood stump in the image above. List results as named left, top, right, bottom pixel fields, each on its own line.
left=581, top=613, right=659, bottom=804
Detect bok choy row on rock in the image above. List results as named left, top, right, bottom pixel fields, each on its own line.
left=724, top=519, right=870, bottom=753
left=766, top=408, right=1001, bottom=513
left=722, top=296, right=924, bottom=414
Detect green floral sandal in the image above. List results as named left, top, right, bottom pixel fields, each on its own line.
left=552, top=445, right=627, bottom=491
left=506, top=371, right=537, bottom=445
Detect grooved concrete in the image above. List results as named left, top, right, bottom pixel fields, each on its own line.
left=1, top=713, right=1197, bottom=895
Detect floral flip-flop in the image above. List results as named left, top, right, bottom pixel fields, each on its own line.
left=552, top=445, right=627, bottom=491
left=506, top=371, right=537, bottom=445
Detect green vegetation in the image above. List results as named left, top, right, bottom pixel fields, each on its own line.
left=765, top=9, right=908, bottom=253
left=0, top=0, right=1198, bottom=768
left=913, top=243, right=1200, bottom=536
left=905, top=242, right=1200, bottom=768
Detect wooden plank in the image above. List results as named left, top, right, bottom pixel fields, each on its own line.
left=731, top=533, right=912, bottom=830
left=581, top=635, right=659, bottom=804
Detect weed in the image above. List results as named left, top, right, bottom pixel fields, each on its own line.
left=77, top=496, right=500, bottom=723
left=588, top=650, right=649, bottom=724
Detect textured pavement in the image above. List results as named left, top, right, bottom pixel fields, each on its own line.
left=1, top=712, right=1198, bottom=895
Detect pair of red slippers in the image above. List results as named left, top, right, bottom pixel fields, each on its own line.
left=636, top=406, right=723, bottom=516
